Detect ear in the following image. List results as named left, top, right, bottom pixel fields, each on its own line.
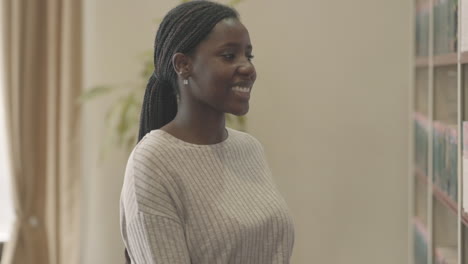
left=172, top=53, right=192, bottom=78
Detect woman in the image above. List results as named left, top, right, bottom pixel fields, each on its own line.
left=120, top=1, right=295, bottom=263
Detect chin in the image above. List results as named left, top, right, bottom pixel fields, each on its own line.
left=229, top=106, right=249, bottom=116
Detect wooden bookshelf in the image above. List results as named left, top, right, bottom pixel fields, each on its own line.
left=461, top=51, right=468, bottom=64
left=415, top=56, right=429, bottom=67
left=414, top=167, right=427, bottom=183
left=415, top=54, right=458, bottom=67
left=433, top=53, right=457, bottom=66
left=463, top=213, right=468, bottom=227
left=418, top=53, right=468, bottom=66
left=415, top=168, right=459, bottom=219
left=432, top=182, right=458, bottom=217
left=412, top=0, right=461, bottom=263
left=414, top=216, right=429, bottom=242
left=413, top=216, right=429, bottom=263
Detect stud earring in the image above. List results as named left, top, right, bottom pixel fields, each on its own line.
left=183, top=79, right=188, bottom=85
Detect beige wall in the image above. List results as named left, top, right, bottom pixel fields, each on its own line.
left=81, top=1, right=174, bottom=263
left=81, top=0, right=411, bottom=263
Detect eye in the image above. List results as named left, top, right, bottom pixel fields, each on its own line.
left=222, top=53, right=235, bottom=60
left=247, top=54, right=255, bottom=61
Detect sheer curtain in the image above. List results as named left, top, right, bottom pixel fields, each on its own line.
left=0, top=0, right=14, bottom=245
left=1, top=1, right=83, bottom=264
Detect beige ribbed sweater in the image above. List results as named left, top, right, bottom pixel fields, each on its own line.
left=120, top=128, right=295, bottom=264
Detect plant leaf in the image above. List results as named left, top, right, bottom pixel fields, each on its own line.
left=77, top=86, right=114, bottom=103
left=116, top=93, right=139, bottom=144
left=229, top=0, right=244, bottom=7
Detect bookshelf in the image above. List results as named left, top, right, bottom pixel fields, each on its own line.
left=412, top=0, right=461, bottom=263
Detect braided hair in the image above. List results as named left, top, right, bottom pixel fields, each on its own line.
left=137, top=1, right=239, bottom=142
left=127, top=1, right=238, bottom=263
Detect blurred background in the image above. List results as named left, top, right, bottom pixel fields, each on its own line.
left=0, top=0, right=411, bottom=263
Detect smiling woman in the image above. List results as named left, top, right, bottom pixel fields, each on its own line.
left=119, top=1, right=294, bottom=264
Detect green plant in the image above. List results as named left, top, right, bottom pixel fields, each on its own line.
left=79, top=0, right=247, bottom=155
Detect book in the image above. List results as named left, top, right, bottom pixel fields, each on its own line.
left=434, top=0, right=458, bottom=55
left=413, top=218, right=429, bottom=264
left=414, top=112, right=429, bottom=176
left=432, top=121, right=457, bottom=200
left=462, top=122, right=468, bottom=213
left=446, top=126, right=458, bottom=201
left=416, top=2, right=430, bottom=56
left=435, top=247, right=458, bottom=264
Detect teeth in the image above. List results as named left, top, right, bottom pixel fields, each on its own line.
left=233, top=86, right=250, bottom=93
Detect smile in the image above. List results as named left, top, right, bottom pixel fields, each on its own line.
left=232, top=86, right=251, bottom=93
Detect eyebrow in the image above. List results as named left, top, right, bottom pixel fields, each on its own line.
left=218, top=42, right=253, bottom=50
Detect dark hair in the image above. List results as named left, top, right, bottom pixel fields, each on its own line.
left=127, top=1, right=238, bottom=263
left=137, top=0, right=239, bottom=142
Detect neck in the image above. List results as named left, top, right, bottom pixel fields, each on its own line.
left=163, top=102, right=227, bottom=145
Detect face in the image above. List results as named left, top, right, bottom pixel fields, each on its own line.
left=185, top=18, right=256, bottom=116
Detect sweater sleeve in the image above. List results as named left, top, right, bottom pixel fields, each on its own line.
left=121, top=143, right=191, bottom=264
left=126, top=213, right=191, bottom=263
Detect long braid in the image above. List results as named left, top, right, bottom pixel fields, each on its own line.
left=129, top=1, right=238, bottom=263
left=137, top=74, right=177, bottom=141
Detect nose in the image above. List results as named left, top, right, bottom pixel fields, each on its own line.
left=237, top=59, right=256, bottom=79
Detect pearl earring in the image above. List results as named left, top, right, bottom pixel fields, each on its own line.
left=179, top=71, right=188, bottom=85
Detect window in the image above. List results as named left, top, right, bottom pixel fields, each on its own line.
left=0, top=0, right=15, bottom=243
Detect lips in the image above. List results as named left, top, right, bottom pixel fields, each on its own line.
left=232, top=86, right=251, bottom=93
left=231, top=84, right=251, bottom=101
left=231, top=81, right=253, bottom=92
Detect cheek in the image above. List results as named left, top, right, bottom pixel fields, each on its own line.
left=203, top=66, right=233, bottom=91
left=191, top=59, right=235, bottom=99
left=190, top=71, right=227, bottom=103
left=194, top=60, right=226, bottom=84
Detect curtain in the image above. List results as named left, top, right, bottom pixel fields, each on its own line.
left=1, top=0, right=82, bottom=263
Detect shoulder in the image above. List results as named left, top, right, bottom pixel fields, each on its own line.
left=133, top=130, right=175, bottom=161
left=227, top=128, right=265, bottom=152
left=129, top=130, right=178, bottom=177
left=123, top=131, right=183, bottom=218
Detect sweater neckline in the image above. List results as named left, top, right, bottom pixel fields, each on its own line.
left=152, top=127, right=233, bottom=149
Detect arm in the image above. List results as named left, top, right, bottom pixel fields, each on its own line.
left=121, top=145, right=190, bottom=264
left=125, top=212, right=191, bottom=263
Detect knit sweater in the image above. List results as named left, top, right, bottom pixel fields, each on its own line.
left=120, top=128, right=295, bottom=264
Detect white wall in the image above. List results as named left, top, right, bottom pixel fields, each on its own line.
left=81, top=0, right=411, bottom=263
left=81, top=1, right=175, bottom=264
left=238, top=1, right=411, bottom=263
